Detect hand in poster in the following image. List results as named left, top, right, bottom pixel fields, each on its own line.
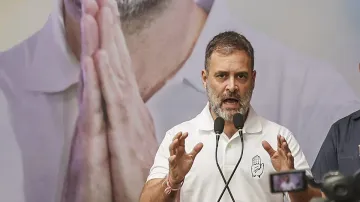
left=62, top=0, right=158, bottom=201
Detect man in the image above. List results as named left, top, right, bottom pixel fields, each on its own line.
left=311, top=109, right=360, bottom=182
left=280, top=175, right=296, bottom=192
left=140, top=31, right=321, bottom=202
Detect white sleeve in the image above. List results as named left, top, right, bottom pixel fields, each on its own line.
left=282, top=129, right=312, bottom=202
left=146, top=130, right=174, bottom=181
left=283, top=129, right=312, bottom=176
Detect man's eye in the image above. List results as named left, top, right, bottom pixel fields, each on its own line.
left=217, top=74, right=225, bottom=78
left=238, top=74, right=247, bottom=79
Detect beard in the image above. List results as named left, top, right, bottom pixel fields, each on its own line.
left=116, top=0, right=170, bottom=20
left=206, top=82, right=253, bottom=121
left=116, top=0, right=171, bottom=34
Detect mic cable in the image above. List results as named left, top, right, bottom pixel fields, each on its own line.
left=214, top=117, right=235, bottom=202
left=217, top=130, right=244, bottom=202
left=215, top=135, right=236, bottom=202
left=217, top=113, right=245, bottom=202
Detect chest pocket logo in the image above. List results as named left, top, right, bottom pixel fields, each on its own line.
left=251, top=155, right=264, bottom=178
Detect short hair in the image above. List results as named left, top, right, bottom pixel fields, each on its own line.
left=205, top=31, right=254, bottom=71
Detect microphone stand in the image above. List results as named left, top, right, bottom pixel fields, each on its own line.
left=217, top=129, right=244, bottom=202
left=215, top=135, right=236, bottom=202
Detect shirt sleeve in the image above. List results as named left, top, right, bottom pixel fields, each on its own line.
left=311, top=124, right=338, bottom=181
left=283, top=129, right=311, bottom=175
left=146, top=130, right=174, bottom=182
left=282, top=129, right=312, bottom=202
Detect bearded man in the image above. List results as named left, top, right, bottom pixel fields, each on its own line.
left=139, top=31, right=321, bottom=202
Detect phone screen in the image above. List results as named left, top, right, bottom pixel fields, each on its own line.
left=270, top=170, right=307, bottom=193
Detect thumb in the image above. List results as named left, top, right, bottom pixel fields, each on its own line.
left=188, top=143, right=203, bottom=160
left=262, top=141, right=276, bottom=157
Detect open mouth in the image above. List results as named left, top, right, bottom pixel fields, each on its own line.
left=222, top=98, right=239, bottom=104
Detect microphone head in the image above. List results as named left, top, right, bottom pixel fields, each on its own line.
left=233, top=113, right=244, bottom=130
left=214, top=117, right=225, bottom=134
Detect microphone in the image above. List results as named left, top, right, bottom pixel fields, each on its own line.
left=214, top=117, right=225, bottom=134
left=214, top=117, right=235, bottom=202
left=233, top=113, right=244, bottom=130
left=217, top=113, right=245, bottom=202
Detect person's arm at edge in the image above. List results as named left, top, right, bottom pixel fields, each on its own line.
left=309, top=123, right=339, bottom=199
left=311, top=124, right=339, bottom=181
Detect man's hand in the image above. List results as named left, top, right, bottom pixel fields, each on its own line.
left=84, top=0, right=159, bottom=201
left=63, top=0, right=159, bottom=201
left=168, top=132, right=203, bottom=185
left=61, top=1, right=112, bottom=201
left=262, top=135, right=295, bottom=172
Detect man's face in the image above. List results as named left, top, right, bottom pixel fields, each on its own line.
left=282, top=175, right=290, bottom=183
left=202, top=50, right=255, bottom=121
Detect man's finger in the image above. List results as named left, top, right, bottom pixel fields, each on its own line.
left=97, top=5, right=121, bottom=76
left=172, top=132, right=183, bottom=141
left=81, top=14, right=99, bottom=57
left=97, top=7, right=113, bottom=51
left=98, top=0, right=133, bottom=84
left=81, top=56, right=104, bottom=135
left=188, top=143, right=203, bottom=160
left=111, top=6, right=136, bottom=84
left=93, top=50, right=122, bottom=128
left=82, top=0, right=99, bottom=16
left=179, top=132, right=188, bottom=146
left=282, top=141, right=291, bottom=154
left=96, top=0, right=120, bottom=17
left=262, top=141, right=276, bottom=157
left=277, top=135, right=282, bottom=149
left=169, top=138, right=179, bottom=156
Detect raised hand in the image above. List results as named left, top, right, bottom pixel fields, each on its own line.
left=168, top=132, right=203, bottom=185
left=262, top=135, right=294, bottom=172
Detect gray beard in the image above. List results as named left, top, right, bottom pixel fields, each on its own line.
left=117, top=0, right=170, bottom=20
left=116, top=0, right=171, bottom=34
left=206, top=83, right=252, bottom=121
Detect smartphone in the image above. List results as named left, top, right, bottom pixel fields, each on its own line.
left=270, top=170, right=307, bottom=193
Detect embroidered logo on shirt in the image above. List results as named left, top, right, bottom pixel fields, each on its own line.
left=251, top=155, right=264, bottom=178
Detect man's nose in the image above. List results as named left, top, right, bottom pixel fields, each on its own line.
left=226, top=77, right=237, bottom=92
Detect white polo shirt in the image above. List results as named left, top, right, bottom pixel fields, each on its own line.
left=147, top=103, right=311, bottom=202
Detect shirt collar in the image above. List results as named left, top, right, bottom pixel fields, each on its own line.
left=194, top=102, right=263, bottom=134
left=22, top=0, right=80, bottom=93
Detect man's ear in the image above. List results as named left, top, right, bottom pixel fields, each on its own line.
left=252, top=70, right=256, bottom=85
left=201, top=69, right=208, bottom=88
